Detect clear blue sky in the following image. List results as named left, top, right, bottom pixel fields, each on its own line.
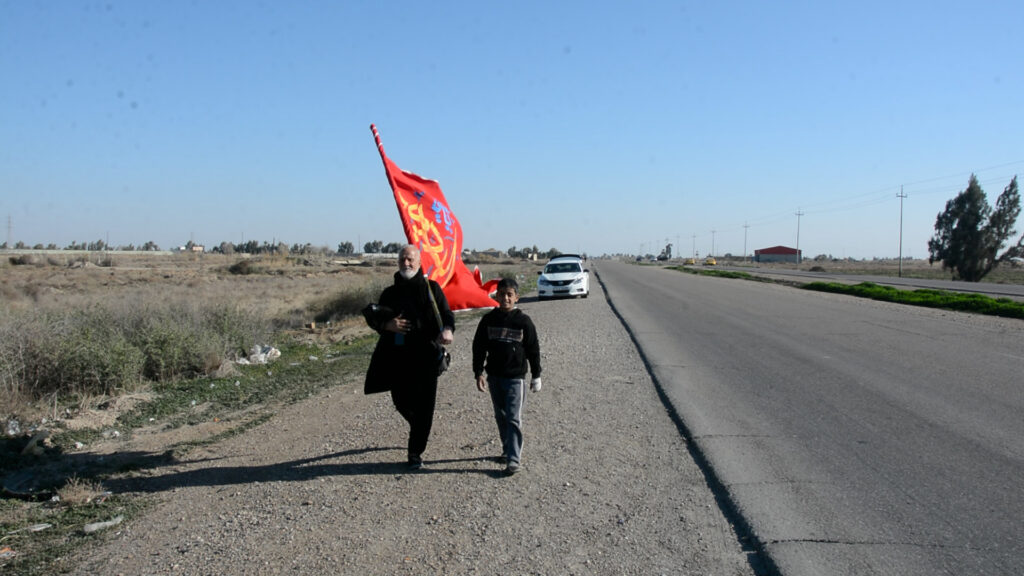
left=3, top=1, right=1022, bottom=259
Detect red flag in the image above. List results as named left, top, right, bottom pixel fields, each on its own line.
left=370, top=124, right=498, bottom=310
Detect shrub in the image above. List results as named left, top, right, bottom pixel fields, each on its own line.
left=126, top=300, right=269, bottom=380
left=8, top=254, right=40, bottom=266
left=313, top=279, right=387, bottom=323
left=228, top=260, right=256, bottom=275
left=0, top=299, right=272, bottom=405
left=53, top=324, right=146, bottom=396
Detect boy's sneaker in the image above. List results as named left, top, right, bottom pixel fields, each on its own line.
left=504, top=462, right=520, bottom=476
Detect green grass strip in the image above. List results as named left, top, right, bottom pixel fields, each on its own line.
left=802, top=282, right=1024, bottom=319
left=667, top=266, right=772, bottom=282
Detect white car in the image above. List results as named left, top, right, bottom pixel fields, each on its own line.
left=537, top=255, right=589, bottom=299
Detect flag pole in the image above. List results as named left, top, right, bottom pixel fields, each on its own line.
left=370, top=124, right=399, bottom=193
left=371, top=123, right=413, bottom=249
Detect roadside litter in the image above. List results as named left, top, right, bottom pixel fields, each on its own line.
left=83, top=515, right=123, bottom=534
left=236, top=345, right=280, bottom=365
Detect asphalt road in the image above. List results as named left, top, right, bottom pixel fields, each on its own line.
left=594, top=260, right=1024, bottom=576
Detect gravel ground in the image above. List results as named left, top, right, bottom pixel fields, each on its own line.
left=68, top=280, right=758, bottom=575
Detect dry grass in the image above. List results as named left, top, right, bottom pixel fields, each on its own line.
left=0, top=252, right=532, bottom=418
left=56, top=476, right=107, bottom=507
left=0, top=252, right=394, bottom=319
left=0, top=253, right=396, bottom=416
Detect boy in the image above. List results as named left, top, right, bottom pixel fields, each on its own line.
left=472, top=277, right=542, bottom=476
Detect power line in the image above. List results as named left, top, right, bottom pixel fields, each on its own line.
left=634, top=160, right=1023, bottom=257
left=693, top=161, right=1024, bottom=241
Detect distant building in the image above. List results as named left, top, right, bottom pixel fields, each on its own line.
left=754, top=245, right=801, bottom=263
left=463, top=248, right=505, bottom=259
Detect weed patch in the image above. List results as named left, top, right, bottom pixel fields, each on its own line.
left=0, top=491, right=149, bottom=576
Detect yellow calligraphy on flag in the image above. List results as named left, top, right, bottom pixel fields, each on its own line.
left=397, top=193, right=458, bottom=286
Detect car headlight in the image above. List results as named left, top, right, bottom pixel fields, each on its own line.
left=572, top=277, right=583, bottom=285
left=538, top=278, right=551, bottom=286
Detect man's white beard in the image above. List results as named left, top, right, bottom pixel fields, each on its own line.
left=399, top=268, right=417, bottom=280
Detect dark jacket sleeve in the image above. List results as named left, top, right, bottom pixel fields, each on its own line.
left=430, top=280, right=456, bottom=332
left=471, top=313, right=490, bottom=378
left=524, top=315, right=542, bottom=378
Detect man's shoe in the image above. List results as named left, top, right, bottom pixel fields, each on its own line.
left=504, top=462, right=520, bottom=476
left=408, top=455, right=423, bottom=471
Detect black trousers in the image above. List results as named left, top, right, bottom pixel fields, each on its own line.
left=390, top=374, right=438, bottom=458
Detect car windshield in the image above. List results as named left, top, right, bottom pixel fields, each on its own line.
left=545, top=263, right=582, bottom=274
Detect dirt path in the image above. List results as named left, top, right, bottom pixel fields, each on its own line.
left=68, top=282, right=758, bottom=575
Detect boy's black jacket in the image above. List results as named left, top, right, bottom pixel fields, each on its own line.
left=471, top=307, right=541, bottom=380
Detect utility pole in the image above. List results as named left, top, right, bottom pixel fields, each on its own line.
left=691, top=234, right=696, bottom=259
left=743, top=222, right=749, bottom=263
left=897, top=186, right=907, bottom=277
left=795, top=209, right=804, bottom=267
left=6, top=215, right=11, bottom=248
left=711, top=230, right=716, bottom=258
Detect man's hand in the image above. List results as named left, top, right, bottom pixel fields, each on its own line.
left=530, top=377, right=542, bottom=393
left=384, top=314, right=410, bottom=334
left=438, top=327, right=454, bottom=346
left=476, top=374, right=487, bottom=392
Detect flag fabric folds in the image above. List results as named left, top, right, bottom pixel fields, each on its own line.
left=370, top=124, right=498, bottom=310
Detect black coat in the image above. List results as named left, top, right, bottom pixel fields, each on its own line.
left=363, top=270, right=454, bottom=394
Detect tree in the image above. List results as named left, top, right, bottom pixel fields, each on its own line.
left=364, top=240, right=384, bottom=253
left=657, top=243, right=673, bottom=261
left=337, top=241, right=354, bottom=255
left=928, top=175, right=1022, bottom=281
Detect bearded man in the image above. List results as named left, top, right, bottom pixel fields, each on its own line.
left=363, top=245, right=455, bottom=470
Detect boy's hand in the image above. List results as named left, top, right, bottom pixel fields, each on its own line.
left=530, top=377, right=542, bottom=393
left=476, top=375, right=487, bottom=392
